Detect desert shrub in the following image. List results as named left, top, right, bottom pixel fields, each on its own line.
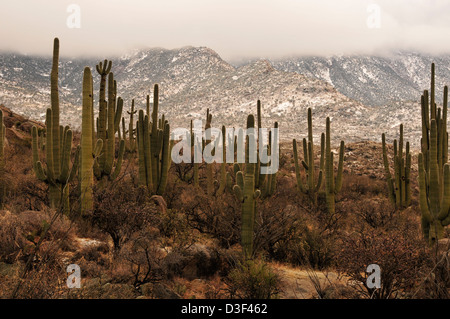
left=413, top=241, right=450, bottom=299
left=226, top=259, right=281, bottom=299
left=340, top=174, right=386, bottom=200
left=92, top=180, right=160, bottom=254
left=270, top=223, right=336, bottom=269
left=180, top=186, right=240, bottom=248
left=298, top=227, right=336, bottom=269
left=120, top=229, right=166, bottom=287
left=336, top=229, right=430, bottom=299
left=278, top=149, right=290, bottom=171
left=1, top=209, right=75, bottom=299
left=9, top=261, right=68, bottom=299
left=254, top=201, right=306, bottom=258
left=248, top=173, right=338, bottom=268
left=158, top=208, right=197, bottom=250
left=172, top=162, right=195, bottom=184
left=70, top=238, right=111, bottom=279
left=3, top=149, right=47, bottom=212
left=0, top=211, right=25, bottom=264
left=0, top=210, right=75, bottom=264
left=348, top=198, right=396, bottom=229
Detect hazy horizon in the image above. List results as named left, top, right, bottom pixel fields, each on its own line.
left=1, top=0, right=450, bottom=61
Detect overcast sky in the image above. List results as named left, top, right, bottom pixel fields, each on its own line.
left=1, top=0, right=450, bottom=61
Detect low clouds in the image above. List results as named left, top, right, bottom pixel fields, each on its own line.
left=1, top=0, right=450, bottom=60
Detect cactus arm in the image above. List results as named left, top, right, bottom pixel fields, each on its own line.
left=217, top=125, right=227, bottom=195
left=302, top=138, right=308, bottom=168
left=314, top=170, right=323, bottom=193
left=335, top=141, right=344, bottom=193
left=110, top=139, right=125, bottom=181
left=45, top=108, right=54, bottom=182
left=405, top=144, right=411, bottom=206
left=382, top=133, right=395, bottom=204
left=418, top=153, right=432, bottom=223
left=429, top=120, right=440, bottom=213
left=293, top=139, right=307, bottom=194
left=438, top=164, right=450, bottom=221
left=319, top=133, right=325, bottom=171
left=104, top=73, right=115, bottom=175
left=114, top=97, right=123, bottom=134
left=156, top=123, right=170, bottom=195
left=59, top=129, right=73, bottom=182
left=32, top=126, right=48, bottom=181
left=137, top=112, right=147, bottom=187
left=143, top=115, right=153, bottom=190
left=68, top=145, right=80, bottom=183
left=233, top=184, right=244, bottom=202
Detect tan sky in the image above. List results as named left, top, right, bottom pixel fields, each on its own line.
left=1, top=0, right=450, bottom=60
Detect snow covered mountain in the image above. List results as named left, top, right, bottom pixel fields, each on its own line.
left=0, top=47, right=448, bottom=147
left=270, top=52, right=450, bottom=107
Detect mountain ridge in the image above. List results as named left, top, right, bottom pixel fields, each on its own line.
left=0, top=45, right=446, bottom=147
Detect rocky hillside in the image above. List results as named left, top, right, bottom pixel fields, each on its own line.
left=0, top=47, right=445, bottom=148
left=271, top=52, right=450, bottom=107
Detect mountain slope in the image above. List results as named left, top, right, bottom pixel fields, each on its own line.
left=271, top=52, right=450, bottom=107
left=0, top=47, right=373, bottom=145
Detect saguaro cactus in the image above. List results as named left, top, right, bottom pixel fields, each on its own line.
left=324, top=117, right=344, bottom=216
left=93, top=66, right=125, bottom=185
left=419, top=120, right=450, bottom=244
left=255, top=100, right=265, bottom=189
left=126, top=99, right=137, bottom=152
left=217, top=125, right=227, bottom=195
left=420, top=63, right=448, bottom=183
left=136, top=84, right=171, bottom=195
left=204, top=108, right=214, bottom=195
left=96, top=59, right=112, bottom=156
left=79, top=67, right=103, bottom=215
left=293, top=108, right=324, bottom=205
left=382, top=124, right=411, bottom=209
left=233, top=115, right=261, bottom=258
left=418, top=63, right=450, bottom=243
left=255, top=100, right=278, bottom=198
left=191, top=120, right=200, bottom=187
left=261, top=121, right=278, bottom=198
left=31, top=38, right=78, bottom=213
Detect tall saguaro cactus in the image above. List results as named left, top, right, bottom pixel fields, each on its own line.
left=382, top=124, right=411, bottom=209
left=126, top=99, right=137, bottom=152
left=79, top=67, right=103, bottom=215
left=418, top=63, right=450, bottom=243
left=293, top=108, right=324, bottom=205
left=93, top=65, right=125, bottom=185
left=260, top=121, right=278, bottom=198
left=31, top=38, right=78, bottom=213
left=50, top=38, right=61, bottom=180
left=233, top=115, right=261, bottom=259
left=136, top=84, right=171, bottom=195
left=419, top=120, right=450, bottom=244
left=96, top=59, right=112, bottom=157
left=217, top=125, right=227, bottom=195
left=324, top=117, right=344, bottom=216
left=420, top=63, right=448, bottom=184
left=204, top=108, right=214, bottom=195
left=255, top=100, right=278, bottom=198
left=191, top=120, right=200, bottom=187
